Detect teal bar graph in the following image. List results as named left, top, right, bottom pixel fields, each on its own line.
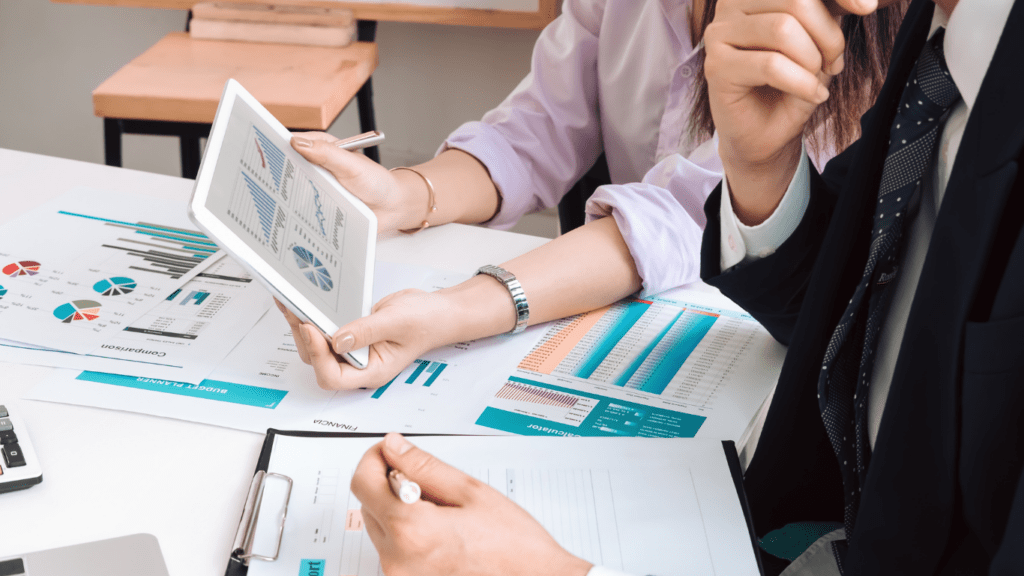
left=575, top=300, right=650, bottom=379
left=372, top=359, right=449, bottom=398
left=610, top=310, right=718, bottom=395
left=612, top=310, right=685, bottom=389
left=638, top=312, right=718, bottom=394
left=405, top=360, right=429, bottom=383
left=371, top=375, right=399, bottom=399
left=424, top=362, right=446, bottom=387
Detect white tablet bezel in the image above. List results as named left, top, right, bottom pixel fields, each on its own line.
left=187, top=79, right=376, bottom=369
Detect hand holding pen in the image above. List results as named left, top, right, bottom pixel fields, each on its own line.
left=388, top=468, right=422, bottom=504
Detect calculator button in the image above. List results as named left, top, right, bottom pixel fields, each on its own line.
left=2, top=443, right=26, bottom=468
left=0, top=419, right=11, bottom=433
left=0, top=405, right=7, bottom=418
left=0, top=430, right=16, bottom=445
left=0, top=558, right=25, bottom=576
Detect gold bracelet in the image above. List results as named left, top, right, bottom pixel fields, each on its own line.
left=390, top=167, right=437, bottom=234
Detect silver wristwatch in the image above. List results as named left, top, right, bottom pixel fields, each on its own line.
left=475, top=265, right=529, bottom=335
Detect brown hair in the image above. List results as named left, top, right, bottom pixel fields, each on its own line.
left=689, top=1, right=909, bottom=155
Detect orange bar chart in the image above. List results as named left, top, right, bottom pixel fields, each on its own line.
left=518, top=306, right=610, bottom=375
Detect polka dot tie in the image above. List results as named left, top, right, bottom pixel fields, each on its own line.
left=816, top=28, right=960, bottom=550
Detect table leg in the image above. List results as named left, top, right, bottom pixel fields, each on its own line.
left=180, top=136, right=202, bottom=179
left=356, top=20, right=380, bottom=164
left=104, top=118, right=123, bottom=168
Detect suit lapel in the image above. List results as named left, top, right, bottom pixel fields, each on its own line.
left=849, top=0, right=1024, bottom=572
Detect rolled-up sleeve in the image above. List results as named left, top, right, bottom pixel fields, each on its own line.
left=440, top=0, right=605, bottom=230
left=586, top=137, right=723, bottom=297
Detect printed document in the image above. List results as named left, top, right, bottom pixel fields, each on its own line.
left=246, top=436, right=759, bottom=576
left=0, top=188, right=218, bottom=354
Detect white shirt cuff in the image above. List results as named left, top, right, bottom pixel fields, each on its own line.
left=587, top=566, right=636, bottom=576
left=719, top=141, right=812, bottom=271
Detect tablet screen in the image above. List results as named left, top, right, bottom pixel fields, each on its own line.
left=202, top=96, right=371, bottom=329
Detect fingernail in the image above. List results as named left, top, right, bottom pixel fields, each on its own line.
left=293, top=137, right=313, bottom=149
left=828, top=54, right=845, bottom=75
left=334, top=332, right=355, bottom=354
left=816, top=84, right=830, bottom=104
left=386, top=433, right=413, bottom=455
left=300, top=325, right=312, bottom=345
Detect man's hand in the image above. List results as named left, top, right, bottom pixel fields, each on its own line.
left=704, top=0, right=871, bottom=224
left=290, top=132, right=427, bottom=233
left=351, top=433, right=593, bottom=576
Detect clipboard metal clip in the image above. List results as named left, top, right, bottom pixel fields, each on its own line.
left=231, top=470, right=294, bottom=566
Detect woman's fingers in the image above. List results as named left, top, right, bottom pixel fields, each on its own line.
left=275, top=299, right=311, bottom=364
left=707, top=41, right=829, bottom=105
left=721, top=0, right=846, bottom=73
left=722, top=12, right=828, bottom=74
left=302, top=324, right=348, bottom=390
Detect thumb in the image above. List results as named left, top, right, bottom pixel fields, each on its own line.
left=382, top=433, right=478, bottom=507
left=330, top=308, right=407, bottom=355
left=291, top=133, right=374, bottom=184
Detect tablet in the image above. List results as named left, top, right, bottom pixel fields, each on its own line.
left=189, top=79, right=375, bottom=369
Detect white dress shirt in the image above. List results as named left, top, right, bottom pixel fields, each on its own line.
left=721, top=0, right=1013, bottom=449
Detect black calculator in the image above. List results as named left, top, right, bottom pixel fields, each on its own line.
left=0, top=404, right=42, bottom=494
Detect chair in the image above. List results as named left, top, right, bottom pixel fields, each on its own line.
left=557, top=153, right=610, bottom=234
left=93, top=19, right=380, bottom=178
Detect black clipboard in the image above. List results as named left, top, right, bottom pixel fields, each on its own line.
left=226, top=430, right=764, bottom=576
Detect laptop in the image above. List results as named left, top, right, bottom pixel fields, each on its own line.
left=0, top=534, right=168, bottom=576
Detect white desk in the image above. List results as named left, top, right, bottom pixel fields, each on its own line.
left=0, top=149, right=548, bottom=574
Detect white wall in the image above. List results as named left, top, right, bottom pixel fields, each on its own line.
left=0, top=0, right=558, bottom=237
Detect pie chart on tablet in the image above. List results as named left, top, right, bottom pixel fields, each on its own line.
left=53, top=300, right=102, bottom=323
left=291, top=245, right=333, bottom=291
left=3, top=261, right=41, bottom=277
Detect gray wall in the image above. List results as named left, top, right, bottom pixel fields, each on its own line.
left=0, top=0, right=558, bottom=236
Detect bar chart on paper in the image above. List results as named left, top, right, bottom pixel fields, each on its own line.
left=476, top=294, right=785, bottom=440
left=518, top=299, right=742, bottom=402
left=370, top=359, right=450, bottom=399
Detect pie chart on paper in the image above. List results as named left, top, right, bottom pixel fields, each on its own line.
left=0, top=285, right=6, bottom=299
left=53, top=300, right=102, bottom=323
left=3, top=261, right=41, bottom=277
left=291, top=246, right=334, bottom=291
left=93, top=276, right=137, bottom=296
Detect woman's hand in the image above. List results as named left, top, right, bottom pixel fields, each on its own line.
left=275, top=289, right=450, bottom=390
left=290, top=132, right=428, bottom=233
left=351, top=433, right=593, bottom=576
left=703, top=0, right=862, bottom=224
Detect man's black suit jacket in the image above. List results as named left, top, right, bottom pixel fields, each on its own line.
left=700, top=0, right=1024, bottom=573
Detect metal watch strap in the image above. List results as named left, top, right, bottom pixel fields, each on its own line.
left=475, top=265, right=529, bottom=335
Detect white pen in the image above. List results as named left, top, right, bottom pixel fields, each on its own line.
left=388, top=469, right=421, bottom=504
left=334, top=130, right=385, bottom=151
